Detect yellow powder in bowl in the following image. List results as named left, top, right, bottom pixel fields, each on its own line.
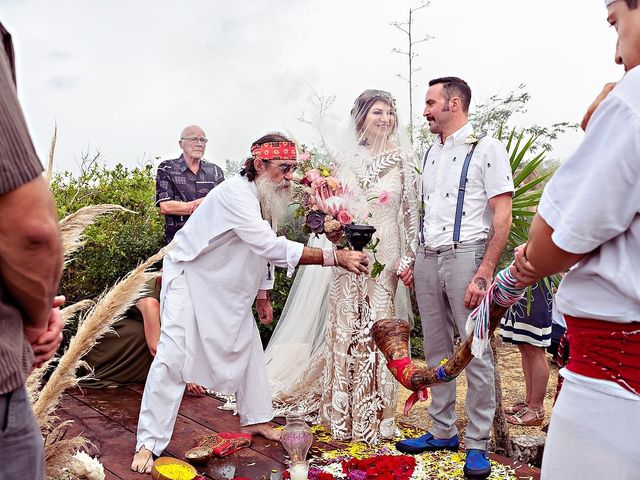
left=155, top=463, right=196, bottom=480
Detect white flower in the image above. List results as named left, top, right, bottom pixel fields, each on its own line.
left=71, top=450, right=106, bottom=480
left=464, top=133, right=481, bottom=145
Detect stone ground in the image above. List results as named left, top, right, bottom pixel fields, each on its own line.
left=395, top=340, right=558, bottom=445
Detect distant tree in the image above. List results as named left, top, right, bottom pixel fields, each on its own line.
left=224, top=158, right=242, bottom=178
left=391, top=1, right=433, bottom=143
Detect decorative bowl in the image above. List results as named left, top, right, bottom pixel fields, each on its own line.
left=151, top=457, right=197, bottom=480
left=184, top=445, right=213, bottom=464
left=344, top=223, right=376, bottom=251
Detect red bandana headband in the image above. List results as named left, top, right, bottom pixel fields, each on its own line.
left=251, top=141, right=297, bottom=161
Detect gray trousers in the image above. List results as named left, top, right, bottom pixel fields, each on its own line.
left=0, top=385, right=44, bottom=480
left=414, top=243, right=496, bottom=451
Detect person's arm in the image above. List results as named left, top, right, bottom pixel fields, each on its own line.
left=156, top=165, right=201, bottom=216
left=297, top=246, right=368, bottom=275
left=158, top=198, right=203, bottom=216
left=464, top=192, right=512, bottom=308
left=581, top=83, right=616, bottom=131
left=137, top=297, right=161, bottom=356
left=0, top=175, right=63, bottom=336
left=398, top=151, right=420, bottom=286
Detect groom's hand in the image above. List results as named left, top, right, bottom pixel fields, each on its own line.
left=256, top=298, right=273, bottom=324
left=337, top=250, right=369, bottom=275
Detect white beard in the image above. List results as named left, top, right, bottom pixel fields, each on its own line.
left=255, top=175, right=292, bottom=225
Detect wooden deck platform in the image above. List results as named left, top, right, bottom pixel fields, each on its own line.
left=58, top=385, right=540, bottom=480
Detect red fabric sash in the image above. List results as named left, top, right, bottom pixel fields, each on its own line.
left=388, top=358, right=429, bottom=415
left=565, top=315, right=640, bottom=396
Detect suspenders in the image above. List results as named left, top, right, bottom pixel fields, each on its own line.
left=420, top=137, right=484, bottom=246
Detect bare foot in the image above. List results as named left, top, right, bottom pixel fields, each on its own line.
left=131, top=447, right=154, bottom=473
left=240, top=422, right=282, bottom=441
left=186, top=383, right=206, bottom=396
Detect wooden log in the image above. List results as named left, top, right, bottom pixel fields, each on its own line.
left=491, top=335, right=514, bottom=458
left=510, top=434, right=546, bottom=468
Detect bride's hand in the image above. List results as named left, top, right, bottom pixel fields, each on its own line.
left=398, top=267, right=413, bottom=287
left=336, top=250, right=369, bottom=275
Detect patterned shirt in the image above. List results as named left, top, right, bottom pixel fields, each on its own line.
left=156, top=155, right=224, bottom=244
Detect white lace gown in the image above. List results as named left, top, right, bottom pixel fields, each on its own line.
left=271, top=148, right=419, bottom=444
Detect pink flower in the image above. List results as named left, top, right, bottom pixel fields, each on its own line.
left=326, top=176, right=341, bottom=191
left=337, top=209, right=353, bottom=225
left=311, top=177, right=327, bottom=190
left=299, top=152, right=311, bottom=161
left=305, top=169, right=322, bottom=183
left=378, top=191, right=391, bottom=205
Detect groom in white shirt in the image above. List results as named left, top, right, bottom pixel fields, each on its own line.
left=397, top=77, right=513, bottom=480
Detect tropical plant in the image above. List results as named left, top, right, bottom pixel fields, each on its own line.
left=498, top=127, right=561, bottom=294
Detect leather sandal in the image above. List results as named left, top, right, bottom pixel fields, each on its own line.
left=507, top=407, right=545, bottom=426
left=504, top=400, right=528, bottom=415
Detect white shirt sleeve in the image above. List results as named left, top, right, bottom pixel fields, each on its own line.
left=482, top=138, right=514, bottom=199
left=230, top=192, right=304, bottom=277
left=538, top=95, right=640, bottom=254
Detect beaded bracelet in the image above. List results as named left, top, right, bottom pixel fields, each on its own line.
left=322, top=248, right=336, bottom=266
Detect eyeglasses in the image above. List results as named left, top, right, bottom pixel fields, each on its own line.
left=181, top=136, right=208, bottom=144
left=262, top=160, right=298, bottom=174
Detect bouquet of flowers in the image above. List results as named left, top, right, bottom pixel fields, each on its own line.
left=292, top=150, right=385, bottom=277
left=293, top=151, right=364, bottom=237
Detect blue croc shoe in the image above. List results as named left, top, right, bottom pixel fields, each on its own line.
left=463, top=449, right=491, bottom=479
left=395, top=432, right=459, bottom=454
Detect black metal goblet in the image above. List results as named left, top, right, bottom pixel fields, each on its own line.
left=343, top=224, right=376, bottom=251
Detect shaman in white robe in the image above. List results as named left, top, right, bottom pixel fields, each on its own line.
left=137, top=173, right=303, bottom=454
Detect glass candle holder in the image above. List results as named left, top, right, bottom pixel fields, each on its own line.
left=280, top=414, right=314, bottom=463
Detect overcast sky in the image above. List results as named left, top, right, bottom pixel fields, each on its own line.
left=1, top=0, right=623, bottom=174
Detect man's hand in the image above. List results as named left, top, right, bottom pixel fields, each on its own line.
left=464, top=271, right=491, bottom=309
left=189, top=198, right=204, bottom=214
left=336, top=250, right=369, bottom=275
left=256, top=298, right=273, bottom=324
left=186, top=383, right=206, bottom=396
left=581, top=82, right=616, bottom=131
left=510, top=244, right=542, bottom=288
left=398, top=267, right=413, bottom=287
left=30, top=295, right=65, bottom=368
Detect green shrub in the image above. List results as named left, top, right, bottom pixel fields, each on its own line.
left=51, top=161, right=164, bottom=305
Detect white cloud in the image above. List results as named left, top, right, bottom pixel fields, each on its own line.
left=1, top=0, right=623, bottom=173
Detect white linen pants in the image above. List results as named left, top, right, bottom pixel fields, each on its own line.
left=135, top=274, right=274, bottom=455
left=414, top=243, right=496, bottom=451
left=542, top=379, right=640, bottom=479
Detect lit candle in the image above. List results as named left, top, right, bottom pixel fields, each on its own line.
left=288, top=461, right=309, bottom=480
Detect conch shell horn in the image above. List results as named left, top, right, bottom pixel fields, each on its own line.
left=372, top=302, right=508, bottom=415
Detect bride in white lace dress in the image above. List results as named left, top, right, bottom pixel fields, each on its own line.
left=265, top=89, right=419, bottom=444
